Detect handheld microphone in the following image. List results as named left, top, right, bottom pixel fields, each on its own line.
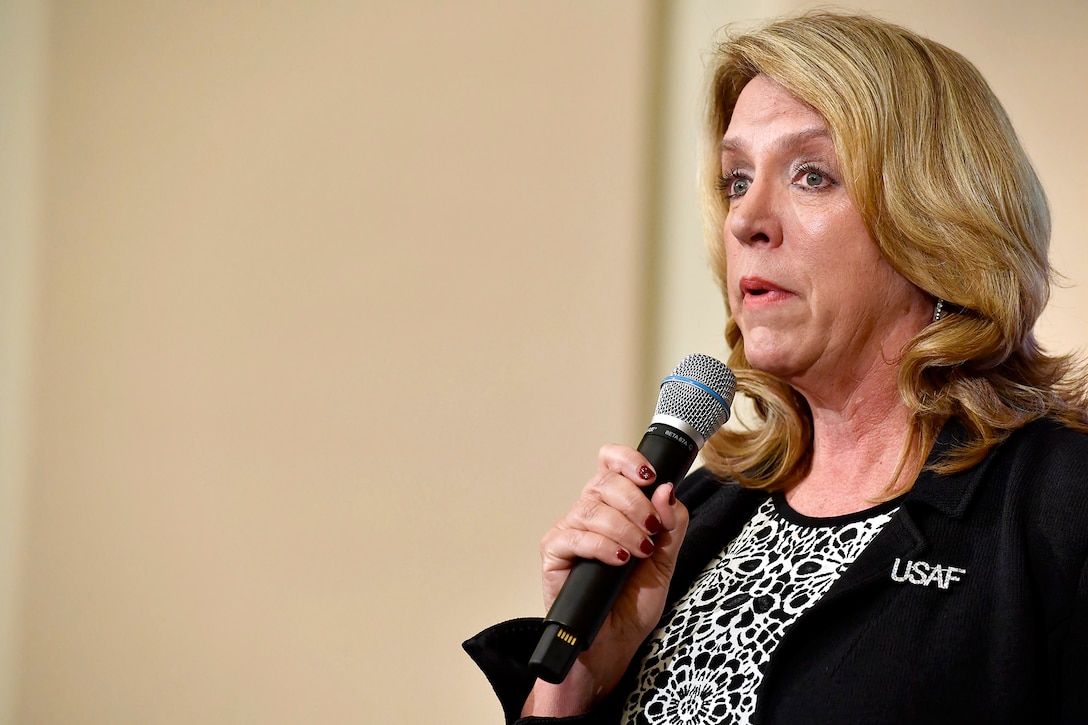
left=528, top=353, right=736, bottom=684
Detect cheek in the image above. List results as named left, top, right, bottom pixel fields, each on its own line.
left=722, top=235, right=742, bottom=307
left=799, top=215, right=878, bottom=290
left=726, top=292, right=741, bottom=323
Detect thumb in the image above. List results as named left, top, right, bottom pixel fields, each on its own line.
left=646, top=483, right=689, bottom=577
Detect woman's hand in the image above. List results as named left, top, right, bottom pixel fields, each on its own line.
left=522, top=444, right=690, bottom=717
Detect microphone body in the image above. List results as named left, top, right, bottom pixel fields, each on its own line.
left=528, top=354, right=735, bottom=684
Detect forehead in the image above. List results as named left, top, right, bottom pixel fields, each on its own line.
left=721, top=75, right=832, bottom=154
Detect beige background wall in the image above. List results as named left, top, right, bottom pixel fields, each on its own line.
left=1, top=1, right=1085, bottom=723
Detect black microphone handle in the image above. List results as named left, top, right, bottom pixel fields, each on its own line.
left=527, top=422, right=699, bottom=684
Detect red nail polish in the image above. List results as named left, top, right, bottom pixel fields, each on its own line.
left=639, top=539, right=655, bottom=556
left=644, top=515, right=662, bottom=536
left=638, top=466, right=654, bottom=481
left=617, top=548, right=630, bottom=562
left=668, top=485, right=676, bottom=506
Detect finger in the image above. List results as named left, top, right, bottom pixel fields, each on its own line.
left=647, top=484, right=690, bottom=568
left=595, top=444, right=657, bottom=487
left=541, top=524, right=636, bottom=570
left=650, top=483, right=684, bottom=532
left=557, top=494, right=658, bottom=561
left=588, top=472, right=665, bottom=540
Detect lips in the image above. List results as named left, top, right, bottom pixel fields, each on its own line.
left=739, top=276, right=794, bottom=304
left=740, top=277, right=778, bottom=295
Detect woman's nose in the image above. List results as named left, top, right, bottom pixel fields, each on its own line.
left=726, top=179, right=783, bottom=247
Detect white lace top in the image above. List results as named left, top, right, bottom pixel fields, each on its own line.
left=620, top=495, right=898, bottom=724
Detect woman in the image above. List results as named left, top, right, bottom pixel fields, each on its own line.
left=465, top=12, right=1088, bottom=723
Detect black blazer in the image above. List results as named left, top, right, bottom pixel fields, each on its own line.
left=465, top=418, right=1088, bottom=723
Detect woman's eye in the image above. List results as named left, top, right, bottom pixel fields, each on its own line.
left=718, top=175, right=751, bottom=198
left=795, top=166, right=832, bottom=189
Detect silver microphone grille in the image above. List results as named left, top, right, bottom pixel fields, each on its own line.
left=654, top=354, right=736, bottom=441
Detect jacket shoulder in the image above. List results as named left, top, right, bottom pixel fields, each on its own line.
left=995, top=419, right=1088, bottom=581
left=999, top=418, right=1088, bottom=496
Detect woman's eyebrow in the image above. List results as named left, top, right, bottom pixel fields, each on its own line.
left=720, top=127, right=833, bottom=156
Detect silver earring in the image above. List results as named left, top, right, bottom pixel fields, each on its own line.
left=933, top=298, right=945, bottom=322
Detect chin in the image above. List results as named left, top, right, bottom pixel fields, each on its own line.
left=741, top=347, right=793, bottom=378
left=740, top=331, right=813, bottom=380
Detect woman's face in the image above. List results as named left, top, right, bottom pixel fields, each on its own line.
left=722, top=75, right=930, bottom=396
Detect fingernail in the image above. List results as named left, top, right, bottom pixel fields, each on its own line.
left=616, top=548, right=630, bottom=563
left=638, top=466, right=655, bottom=481
left=644, top=515, right=662, bottom=536
left=639, top=539, right=655, bottom=556
left=667, top=485, right=676, bottom=506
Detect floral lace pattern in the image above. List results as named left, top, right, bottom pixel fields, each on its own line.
left=621, top=497, right=896, bottom=724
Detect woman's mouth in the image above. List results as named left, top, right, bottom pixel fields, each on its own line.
left=740, top=276, right=793, bottom=305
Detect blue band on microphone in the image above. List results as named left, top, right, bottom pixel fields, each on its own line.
left=661, top=375, right=731, bottom=411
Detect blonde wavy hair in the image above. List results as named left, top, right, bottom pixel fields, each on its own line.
left=699, top=11, right=1088, bottom=491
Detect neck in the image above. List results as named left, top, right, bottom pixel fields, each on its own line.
left=784, top=357, right=920, bottom=517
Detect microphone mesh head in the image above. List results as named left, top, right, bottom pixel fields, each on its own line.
left=655, top=354, right=736, bottom=441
